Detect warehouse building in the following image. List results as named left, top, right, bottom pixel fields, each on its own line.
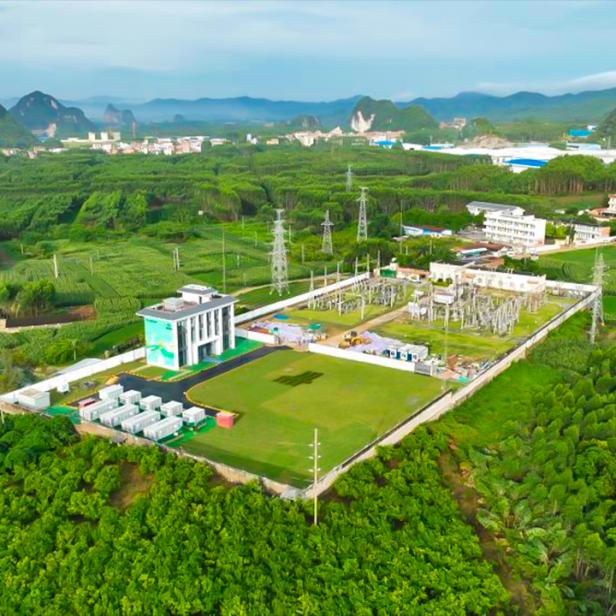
left=137, top=284, right=236, bottom=370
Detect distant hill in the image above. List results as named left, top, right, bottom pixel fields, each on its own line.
left=287, top=115, right=321, bottom=130
left=127, top=95, right=361, bottom=126
left=407, top=88, right=616, bottom=122
left=0, top=104, right=37, bottom=147
left=349, top=96, right=437, bottom=132
left=595, top=106, right=616, bottom=145
left=103, top=104, right=136, bottom=127
left=10, top=91, right=95, bottom=136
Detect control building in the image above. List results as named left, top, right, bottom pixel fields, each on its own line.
left=137, top=285, right=236, bottom=370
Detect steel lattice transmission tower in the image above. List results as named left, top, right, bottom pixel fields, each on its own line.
left=590, top=250, right=605, bottom=344
left=356, top=187, right=369, bottom=242
left=270, top=209, right=289, bottom=295
left=345, top=163, right=353, bottom=192
left=321, top=210, right=334, bottom=255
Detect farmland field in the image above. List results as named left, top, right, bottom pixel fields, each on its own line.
left=184, top=349, right=444, bottom=486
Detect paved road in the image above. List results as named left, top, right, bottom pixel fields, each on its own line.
left=118, top=346, right=286, bottom=412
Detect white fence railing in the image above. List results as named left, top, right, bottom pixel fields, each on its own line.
left=307, top=343, right=417, bottom=372
left=235, top=328, right=277, bottom=345
left=234, top=273, right=369, bottom=324
left=1, top=347, right=146, bottom=403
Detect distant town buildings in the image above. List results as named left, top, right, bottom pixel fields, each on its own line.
left=402, top=225, right=452, bottom=238
left=439, top=117, right=467, bottom=130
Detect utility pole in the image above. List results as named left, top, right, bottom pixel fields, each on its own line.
left=301, top=243, right=305, bottom=264
left=89, top=255, right=94, bottom=275
left=590, top=250, right=605, bottom=345
left=309, top=428, right=321, bottom=525
left=345, top=163, right=353, bottom=193
left=357, top=187, right=368, bottom=242
left=254, top=231, right=258, bottom=248
left=53, top=254, right=59, bottom=279
left=309, top=270, right=314, bottom=292
left=321, top=210, right=334, bottom=255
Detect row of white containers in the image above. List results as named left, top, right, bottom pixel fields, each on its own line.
left=80, top=384, right=206, bottom=441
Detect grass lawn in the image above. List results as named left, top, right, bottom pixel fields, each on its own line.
left=235, top=280, right=313, bottom=310
left=376, top=299, right=570, bottom=362
left=90, top=321, right=143, bottom=356
left=539, top=245, right=616, bottom=293
left=285, top=304, right=394, bottom=337
left=183, top=349, right=444, bottom=486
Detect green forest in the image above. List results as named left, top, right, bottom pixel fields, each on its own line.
left=0, top=314, right=613, bottom=614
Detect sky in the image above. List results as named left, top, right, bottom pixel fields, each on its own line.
left=1, top=0, right=616, bottom=102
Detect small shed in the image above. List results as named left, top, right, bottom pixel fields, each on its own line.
left=121, top=410, right=161, bottom=435
left=160, top=400, right=184, bottom=417
left=182, top=406, right=205, bottom=426
left=140, top=395, right=162, bottom=412
left=99, top=384, right=124, bottom=401
left=16, top=388, right=50, bottom=411
left=99, top=404, right=139, bottom=428
left=216, top=411, right=236, bottom=429
left=119, top=390, right=142, bottom=405
left=143, top=416, right=183, bottom=441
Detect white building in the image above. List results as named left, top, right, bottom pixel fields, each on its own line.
left=484, top=210, right=546, bottom=248
left=574, top=223, right=611, bottom=243
left=466, top=201, right=525, bottom=217
left=137, top=285, right=236, bottom=370
left=607, top=194, right=616, bottom=215
left=430, top=262, right=547, bottom=295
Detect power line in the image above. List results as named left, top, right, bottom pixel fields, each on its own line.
left=357, top=187, right=368, bottom=242
left=321, top=210, right=334, bottom=255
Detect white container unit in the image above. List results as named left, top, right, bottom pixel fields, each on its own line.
left=99, top=404, right=139, bottom=428
left=140, top=395, right=162, bottom=412
left=182, top=406, right=205, bottom=426
left=121, top=410, right=161, bottom=435
left=119, top=389, right=142, bottom=405
left=80, top=398, right=117, bottom=421
left=160, top=400, right=183, bottom=417
left=16, top=388, right=51, bottom=411
left=99, top=384, right=124, bottom=401
left=143, top=416, right=183, bottom=441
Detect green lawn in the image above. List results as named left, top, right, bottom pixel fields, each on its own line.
left=376, top=299, right=571, bottom=362
left=235, top=280, right=313, bottom=310
left=90, top=321, right=143, bottom=356
left=183, top=350, right=444, bottom=487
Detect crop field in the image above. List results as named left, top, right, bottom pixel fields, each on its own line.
left=376, top=297, right=573, bottom=363
left=183, top=349, right=444, bottom=486
left=538, top=245, right=616, bottom=294
left=0, top=223, right=334, bottom=305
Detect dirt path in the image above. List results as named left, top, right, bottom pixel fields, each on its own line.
left=438, top=449, right=535, bottom=615
left=324, top=305, right=408, bottom=347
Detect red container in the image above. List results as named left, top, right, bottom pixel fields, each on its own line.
left=78, top=397, right=96, bottom=410
left=216, top=411, right=235, bottom=429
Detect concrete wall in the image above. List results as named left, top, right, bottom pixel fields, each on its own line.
left=235, top=328, right=277, bottom=345
left=1, top=347, right=146, bottom=404
left=308, top=342, right=417, bottom=373
left=300, top=285, right=599, bottom=500
left=234, top=273, right=369, bottom=325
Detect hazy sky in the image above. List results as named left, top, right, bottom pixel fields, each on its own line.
left=1, top=0, right=615, bottom=101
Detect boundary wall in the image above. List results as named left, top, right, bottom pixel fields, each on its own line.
left=235, top=328, right=277, bottom=345
left=234, top=273, right=369, bottom=324
left=0, top=348, right=145, bottom=404
left=300, top=282, right=598, bottom=499
left=307, top=343, right=417, bottom=373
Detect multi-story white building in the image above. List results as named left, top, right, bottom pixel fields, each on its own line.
left=607, top=194, right=616, bottom=215
left=483, top=210, right=546, bottom=248
left=573, top=223, right=610, bottom=243
left=137, top=285, right=236, bottom=370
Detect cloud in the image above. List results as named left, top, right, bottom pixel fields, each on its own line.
left=476, top=70, right=616, bottom=96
